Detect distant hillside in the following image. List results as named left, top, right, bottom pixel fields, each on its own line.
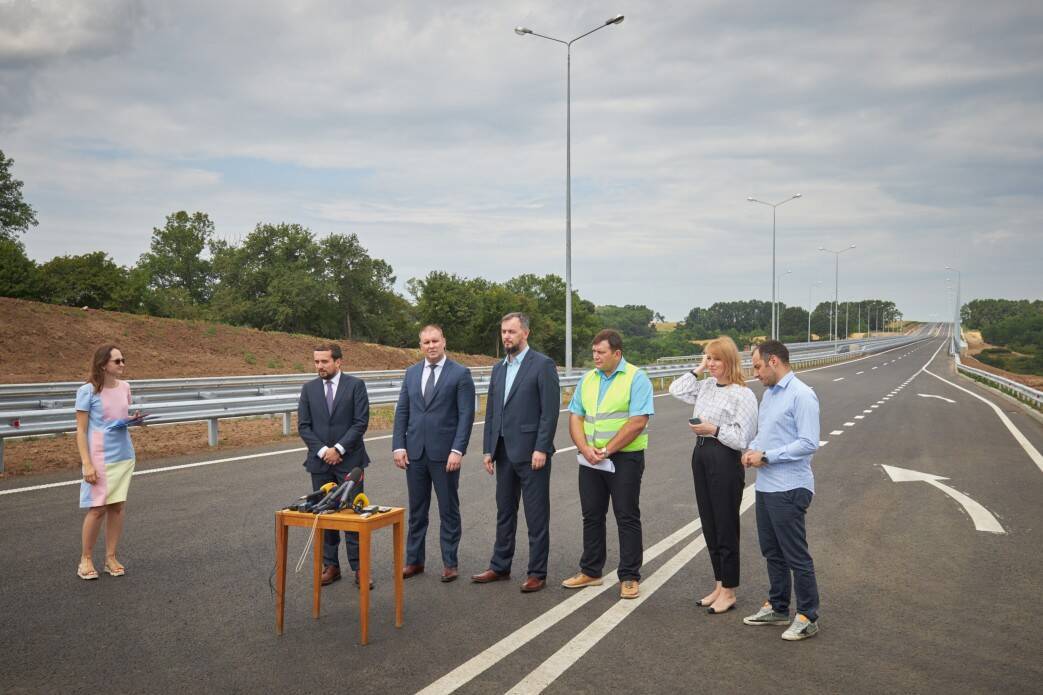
left=0, top=297, right=495, bottom=383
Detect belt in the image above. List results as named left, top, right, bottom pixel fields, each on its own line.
left=696, top=435, right=721, bottom=447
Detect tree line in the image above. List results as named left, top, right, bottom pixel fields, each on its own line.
left=1, top=149, right=904, bottom=366
left=961, top=299, right=1043, bottom=374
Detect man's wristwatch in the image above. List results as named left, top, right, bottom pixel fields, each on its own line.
left=760, top=454, right=769, bottom=464
left=714, top=426, right=720, bottom=438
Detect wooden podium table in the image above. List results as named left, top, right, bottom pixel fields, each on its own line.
left=274, top=507, right=404, bottom=645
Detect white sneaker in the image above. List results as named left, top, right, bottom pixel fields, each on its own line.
left=781, top=614, right=819, bottom=641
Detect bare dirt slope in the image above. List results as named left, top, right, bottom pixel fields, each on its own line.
left=0, top=297, right=494, bottom=383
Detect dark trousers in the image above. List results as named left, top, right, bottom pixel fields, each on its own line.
left=309, top=471, right=362, bottom=572
left=756, top=488, right=820, bottom=622
left=489, top=438, right=551, bottom=579
left=405, top=454, right=461, bottom=568
left=578, top=450, right=644, bottom=582
left=691, top=438, right=745, bottom=588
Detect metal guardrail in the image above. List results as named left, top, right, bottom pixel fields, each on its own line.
left=954, top=354, right=1043, bottom=410
left=0, top=335, right=927, bottom=473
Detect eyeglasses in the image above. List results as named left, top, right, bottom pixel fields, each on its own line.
left=111, top=358, right=126, bottom=365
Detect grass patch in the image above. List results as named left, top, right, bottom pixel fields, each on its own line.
left=243, top=352, right=257, bottom=365
left=975, top=347, right=1043, bottom=377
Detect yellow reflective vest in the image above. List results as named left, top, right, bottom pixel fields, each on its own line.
left=579, top=362, right=648, bottom=452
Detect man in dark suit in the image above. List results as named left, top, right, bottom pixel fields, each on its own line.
left=472, top=312, right=560, bottom=593
left=298, top=343, right=371, bottom=588
left=393, top=325, right=476, bottom=583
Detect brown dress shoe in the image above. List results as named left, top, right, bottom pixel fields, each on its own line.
left=354, top=571, right=374, bottom=590
left=520, top=576, right=546, bottom=593
left=440, top=567, right=459, bottom=583
left=470, top=569, right=511, bottom=583
left=321, top=565, right=341, bottom=586
left=402, top=564, right=425, bottom=579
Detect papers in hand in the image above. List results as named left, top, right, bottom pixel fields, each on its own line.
left=576, top=452, right=615, bottom=473
left=105, top=415, right=154, bottom=430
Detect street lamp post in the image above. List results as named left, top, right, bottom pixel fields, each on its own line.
left=807, top=280, right=822, bottom=343
left=818, top=244, right=856, bottom=352
left=748, top=194, right=802, bottom=340
left=515, top=14, right=625, bottom=375
left=946, top=265, right=962, bottom=350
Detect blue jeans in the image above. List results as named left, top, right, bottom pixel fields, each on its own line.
left=755, top=488, right=819, bottom=622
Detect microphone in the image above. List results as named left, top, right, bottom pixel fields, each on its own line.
left=313, top=467, right=363, bottom=513
left=335, top=467, right=365, bottom=509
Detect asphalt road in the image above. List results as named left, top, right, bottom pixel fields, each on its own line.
left=2, top=325, right=1041, bottom=694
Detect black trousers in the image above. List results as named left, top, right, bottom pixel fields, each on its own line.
left=756, top=488, right=819, bottom=622
left=405, top=454, right=461, bottom=568
left=309, top=470, right=362, bottom=572
left=690, top=438, right=744, bottom=588
left=578, top=450, right=644, bottom=582
left=489, top=438, right=551, bottom=579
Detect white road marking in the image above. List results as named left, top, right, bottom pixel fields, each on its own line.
left=416, top=498, right=722, bottom=694
left=504, top=488, right=757, bottom=694
left=819, top=441, right=828, bottom=447
left=856, top=371, right=864, bottom=375
left=833, top=377, right=845, bottom=382
left=917, top=393, right=956, bottom=404
left=830, top=430, right=844, bottom=435
left=872, top=367, right=878, bottom=370
left=863, top=409, right=872, bottom=413
left=871, top=405, right=879, bottom=409
left=855, top=415, right=864, bottom=419
left=844, top=422, right=855, bottom=427
left=882, top=465, right=1005, bottom=534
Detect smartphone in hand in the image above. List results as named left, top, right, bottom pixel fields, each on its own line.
left=689, top=417, right=702, bottom=425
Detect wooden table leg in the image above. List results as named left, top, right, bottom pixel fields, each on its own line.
left=275, top=515, right=288, bottom=635
left=312, top=524, right=323, bottom=619
left=394, top=517, right=404, bottom=628
left=358, top=529, right=371, bottom=645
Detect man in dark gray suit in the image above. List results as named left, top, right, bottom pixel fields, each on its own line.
left=393, top=325, right=476, bottom=583
left=472, top=312, right=560, bottom=593
left=298, top=343, right=371, bottom=588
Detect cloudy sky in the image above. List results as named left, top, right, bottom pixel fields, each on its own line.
left=2, top=0, right=1041, bottom=321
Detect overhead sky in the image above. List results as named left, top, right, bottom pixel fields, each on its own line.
left=2, top=0, right=1041, bottom=321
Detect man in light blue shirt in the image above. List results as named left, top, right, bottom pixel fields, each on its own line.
left=742, top=340, right=821, bottom=641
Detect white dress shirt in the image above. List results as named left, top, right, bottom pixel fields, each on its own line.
left=317, top=370, right=345, bottom=459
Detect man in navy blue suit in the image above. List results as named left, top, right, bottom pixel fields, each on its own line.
left=393, top=325, right=476, bottom=583
left=472, top=312, right=560, bottom=593
left=298, top=343, right=372, bottom=588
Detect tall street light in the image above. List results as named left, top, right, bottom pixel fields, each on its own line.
left=946, top=265, right=962, bottom=350
left=515, top=14, right=625, bottom=374
left=748, top=194, right=802, bottom=340
left=776, top=269, right=792, bottom=339
left=819, top=244, right=856, bottom=351
left=807, top=280, right=822, bottom=343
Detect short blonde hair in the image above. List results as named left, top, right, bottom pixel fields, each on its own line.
left=704, top=336, right=745, bottom=386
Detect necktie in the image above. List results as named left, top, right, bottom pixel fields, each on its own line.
left=424, top=363, right=438, bottom=405
left=325, top=380, right=335, bottom=413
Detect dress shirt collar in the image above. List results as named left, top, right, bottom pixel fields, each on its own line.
left=504, top=345, right=529, bottom=366
left=772, top=370, right=795, bottom=392
left=599, top=357, right=628, bottom=379
left=324, top=370, right=341, bottom=391
left=425, top=355, right=447, bottom=370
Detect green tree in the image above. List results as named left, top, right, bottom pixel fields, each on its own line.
left=0, top=237, right=40, bottom=299
left=595, top=304, right=655, bottom=338
left=210, top=223, right=330, bottom=334
left=320, top=233, right=410, bottom=343
left=138, top=211, right=216, bottom=313
left=37, top=252, right=138, bottom=310
left=0, top=150, right=38, bottom=241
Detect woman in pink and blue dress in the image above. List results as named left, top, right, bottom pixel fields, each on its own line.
left=75, top=344, right=141, bottom=580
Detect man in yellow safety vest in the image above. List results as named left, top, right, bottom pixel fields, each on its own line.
left=562, top=329, right=655, bottom=599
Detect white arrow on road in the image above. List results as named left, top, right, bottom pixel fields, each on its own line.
left=882, top=465, right=1005, bottom=534
left=917, top=393, right=956, bottom=404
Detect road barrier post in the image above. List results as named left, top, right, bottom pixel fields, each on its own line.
left=282, top=412, right=291, bottom=436
left=0, top=437, right=4, bottom=474
left=208, top=419, right=219, bottom=447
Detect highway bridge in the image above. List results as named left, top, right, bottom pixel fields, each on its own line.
left=1, top=324, right=1040, bottom=693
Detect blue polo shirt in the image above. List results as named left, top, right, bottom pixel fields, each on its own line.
left=568, top=358, right=655, bottom=418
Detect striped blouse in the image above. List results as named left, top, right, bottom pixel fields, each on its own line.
left=668, top=372, right=759, bottom=452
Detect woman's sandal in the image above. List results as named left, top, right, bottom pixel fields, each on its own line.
left=104, top=562, right=126, bottom=577
left=77, top=564, right=99, bottom=580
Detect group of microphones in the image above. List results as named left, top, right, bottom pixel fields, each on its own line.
left=285, top=467, right=364, bottom=514
left=283, top=467, right=391, bottom=517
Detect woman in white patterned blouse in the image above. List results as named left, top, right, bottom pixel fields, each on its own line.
left=669, top=335, right=758, bottom=614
